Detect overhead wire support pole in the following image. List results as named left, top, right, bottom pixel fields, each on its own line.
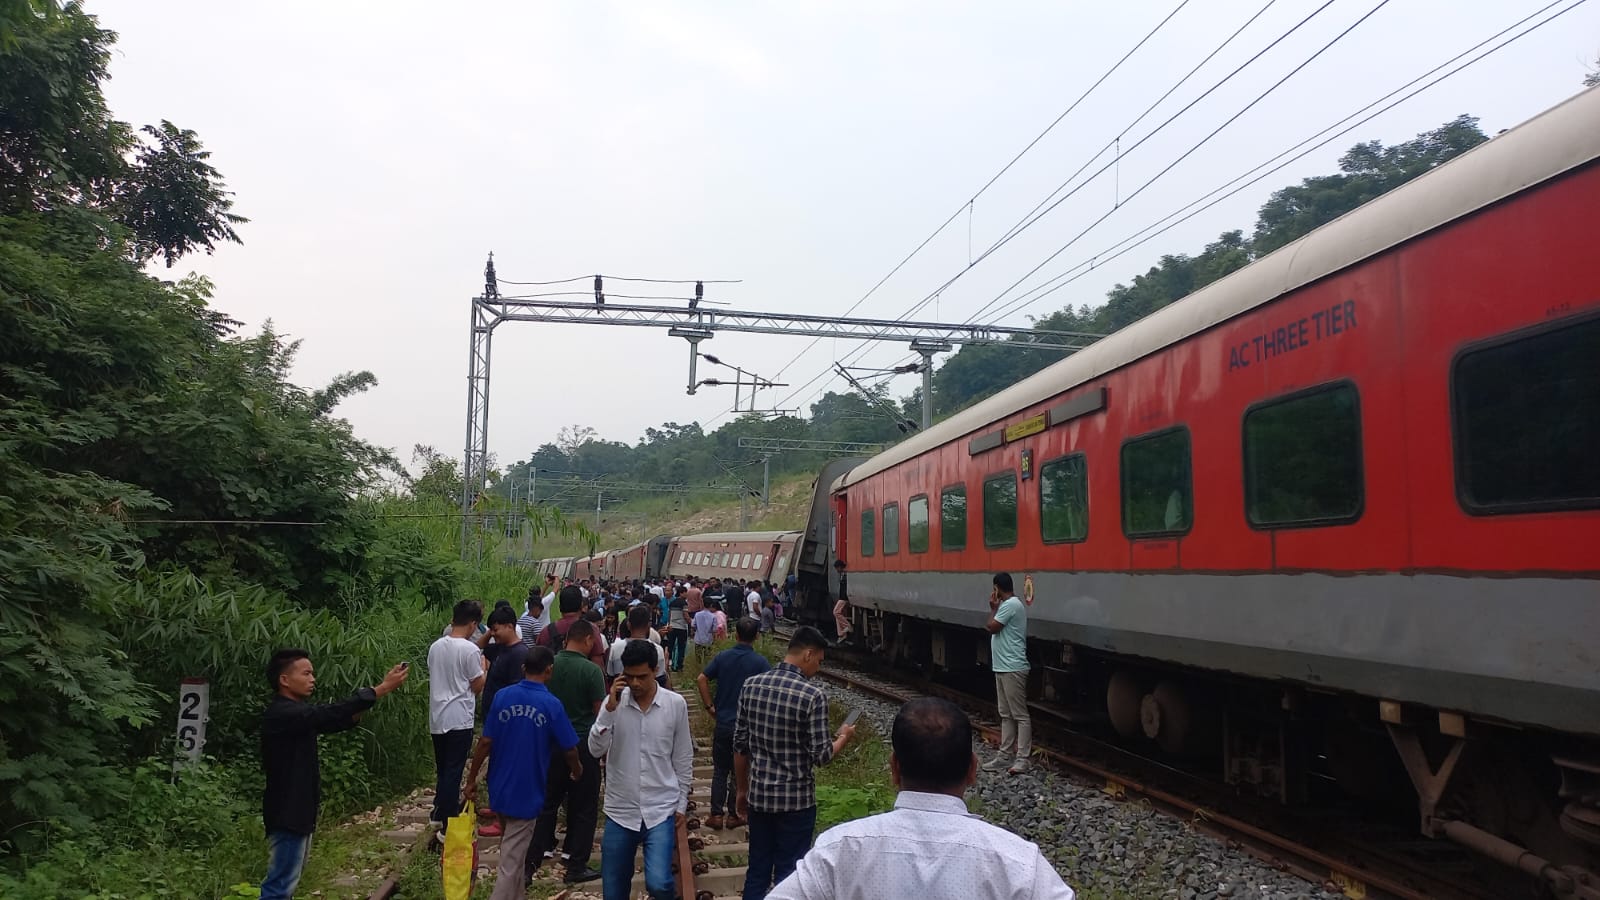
left=460, top=255, right=498, bottom=559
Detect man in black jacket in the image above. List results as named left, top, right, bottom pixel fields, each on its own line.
left=260, top=649, right=408, bottom=899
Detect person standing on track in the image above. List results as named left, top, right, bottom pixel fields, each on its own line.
left=539, top=585, right=609, bottom=671
left=983, top=572, right=1032, bottom=775
left=696, top=616, right=772, bottom=831
left=527, top=618, right=607, bottom=886
left=428, top=600, right=486, bottom=840
left=766, top=697, right=1076, bottom=900
left=692, top=601, right=718, bottom=664
left=462, top=646, right=582, bottom=900
left=479, top=605, right=531, bottom=839
left=666, top=584, right=690, bottom=673
left=735, top=626, right=857, bottom=900
left=259, top=651, right=409, bottom=900
left=589, top=640, right=695, bottom=900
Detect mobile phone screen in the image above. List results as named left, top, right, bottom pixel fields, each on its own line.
left=842, top=709, right=861, bottom=728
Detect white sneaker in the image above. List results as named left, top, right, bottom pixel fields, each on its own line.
left=982, top=755, right=1012, bottom=772
left=1007, top=759, right=1031, bottom=775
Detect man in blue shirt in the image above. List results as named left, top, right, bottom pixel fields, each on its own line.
left=695, top=616, right=771, bottom=829
left=983, top=572, right=1032, bottom=775
left=464, top=646, right=582, bottom=900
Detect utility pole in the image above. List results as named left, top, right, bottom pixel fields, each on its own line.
left=762, top=455, right=772, bottom=510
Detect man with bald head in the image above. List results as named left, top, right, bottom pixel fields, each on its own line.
left=766, top=697, right=1075, bottom=900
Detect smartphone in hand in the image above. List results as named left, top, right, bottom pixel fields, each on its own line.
left=842, top=708, right=861, bottom=728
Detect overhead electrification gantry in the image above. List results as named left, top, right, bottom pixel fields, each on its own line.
left=459, top=255, right=1102, bottom=555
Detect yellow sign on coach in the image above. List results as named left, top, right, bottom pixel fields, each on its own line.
left=1004, top=414, right=1046, bottom=442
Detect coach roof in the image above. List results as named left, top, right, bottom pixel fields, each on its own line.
left=673, top=530, right=799, bottom=543
left=836, top=86, right=1600, bottom=492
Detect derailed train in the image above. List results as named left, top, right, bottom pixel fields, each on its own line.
left=537, top=88, right=1600, bottom=890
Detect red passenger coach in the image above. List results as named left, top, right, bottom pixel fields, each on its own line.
left=663, top=531, right=801, bottom=584
left=831, top=89, right=1600, bottom=881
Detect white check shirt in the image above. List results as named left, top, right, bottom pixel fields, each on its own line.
left=588, top=686, right=694, bottom=830
left=767, top=791, right=1075, bottom=900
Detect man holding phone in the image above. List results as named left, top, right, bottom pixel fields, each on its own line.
left=260, top=652, right=409, bottom=900
left=983, top=573, right=1031, bottom=775
left=588, top=640, right=694, bottom=900
left=734, top=626, right=856, bottom=900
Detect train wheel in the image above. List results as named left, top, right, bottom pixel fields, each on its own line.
left=1107, top=671, right=1144, bottom=740
left=1144, top=681, right=1196, bottom=756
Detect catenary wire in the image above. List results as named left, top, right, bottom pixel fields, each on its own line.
left=724, top=0, right=1197, bottom=422
left=796, top=0, right=1547, bottom=413
left=774, top=0, right=1344, bottom=414
left=897, top=0, right=1341, bottom=328
left=955, top=0, right=1396, bottom=328
left=977, top=0, right=1592, bottom=325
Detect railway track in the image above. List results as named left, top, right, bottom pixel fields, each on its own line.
left=364, top=701, right=744, bottom=899
left=783, top=624, right=1511, bottom=900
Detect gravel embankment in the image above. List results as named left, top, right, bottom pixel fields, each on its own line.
left=823, top=683, right=1347, bottom=900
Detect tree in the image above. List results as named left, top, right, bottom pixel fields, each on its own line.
left=118, top=121, right=246, bottom=266
left=556, top=424, right=597, bottom=457
left=1585, top=55, right=1599, bottom=87
left=0, top=2, right=244, bottom=261
left=1252, top=115, right=1485, bottom=254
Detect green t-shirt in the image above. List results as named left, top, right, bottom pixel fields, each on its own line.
left=547, top=649, right=606, bottom=735
left=990, top=595, right=1029, bottom=674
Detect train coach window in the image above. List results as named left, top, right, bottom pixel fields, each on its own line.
left=1454, top=315, right=1600, bottom=512
left=883, top=503, right=900, bottom=555
left=1040, top=454, right=1089, bottom=542
left=1244, top=383, right=1363, bottom=527
left=941, top=485, right=967, bottom=551
left=860, top=508, right=876, bottom=557
left=1121, top=427, right=1193, bottom=537
left=908, top=495, right=930, bottom=553
left=984, top=473, right=1019, bottom=548
left=755, top=554, right=765, bottom=570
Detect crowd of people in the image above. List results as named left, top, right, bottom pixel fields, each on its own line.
left=257, top=571, right=1073, bottom=900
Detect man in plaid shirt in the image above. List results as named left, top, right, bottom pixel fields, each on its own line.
left=734, top=626, right=856, bottom=899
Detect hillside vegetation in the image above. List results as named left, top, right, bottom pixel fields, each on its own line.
left=512, top=470, right=816, bottom=559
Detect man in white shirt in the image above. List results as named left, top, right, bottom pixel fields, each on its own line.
left=588, top=640, right=694, bottom=900
left=427, top=600, right=487, bottom=839
left=767, top=697, right=1075, bottom=900
left=745, top=581, right=762, bottom=621
left=608, top=605, right=665, bottom=682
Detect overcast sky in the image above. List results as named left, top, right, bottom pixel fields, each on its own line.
left=96, top=1, right=1600, bottom=474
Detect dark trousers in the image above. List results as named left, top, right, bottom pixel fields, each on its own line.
left=743, top=806, right=816, bottom=900
left=430, top=728, right=474, bottom=830
left=529, top=741, right=601, bottom=878
left=666, top=627, right=688, bottom=671
left=710, top=726, right=736, bottom=816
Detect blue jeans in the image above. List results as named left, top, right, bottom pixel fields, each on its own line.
left=601, top=815, right=675, bottom=900
left=743, top=806, right=816, bottom=899
left=260, top=830, right=312, bottom=900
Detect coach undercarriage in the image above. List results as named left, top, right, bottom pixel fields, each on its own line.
left=848, top=606, right=1600, bottom=898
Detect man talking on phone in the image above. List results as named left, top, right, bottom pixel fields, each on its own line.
left=588, top=640, right=694, bottom=900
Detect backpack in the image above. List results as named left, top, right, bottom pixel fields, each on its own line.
left=538, top=616, right=570, bottom=649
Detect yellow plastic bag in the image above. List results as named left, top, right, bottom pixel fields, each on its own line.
left=441, top=801, right=479, bottom=900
